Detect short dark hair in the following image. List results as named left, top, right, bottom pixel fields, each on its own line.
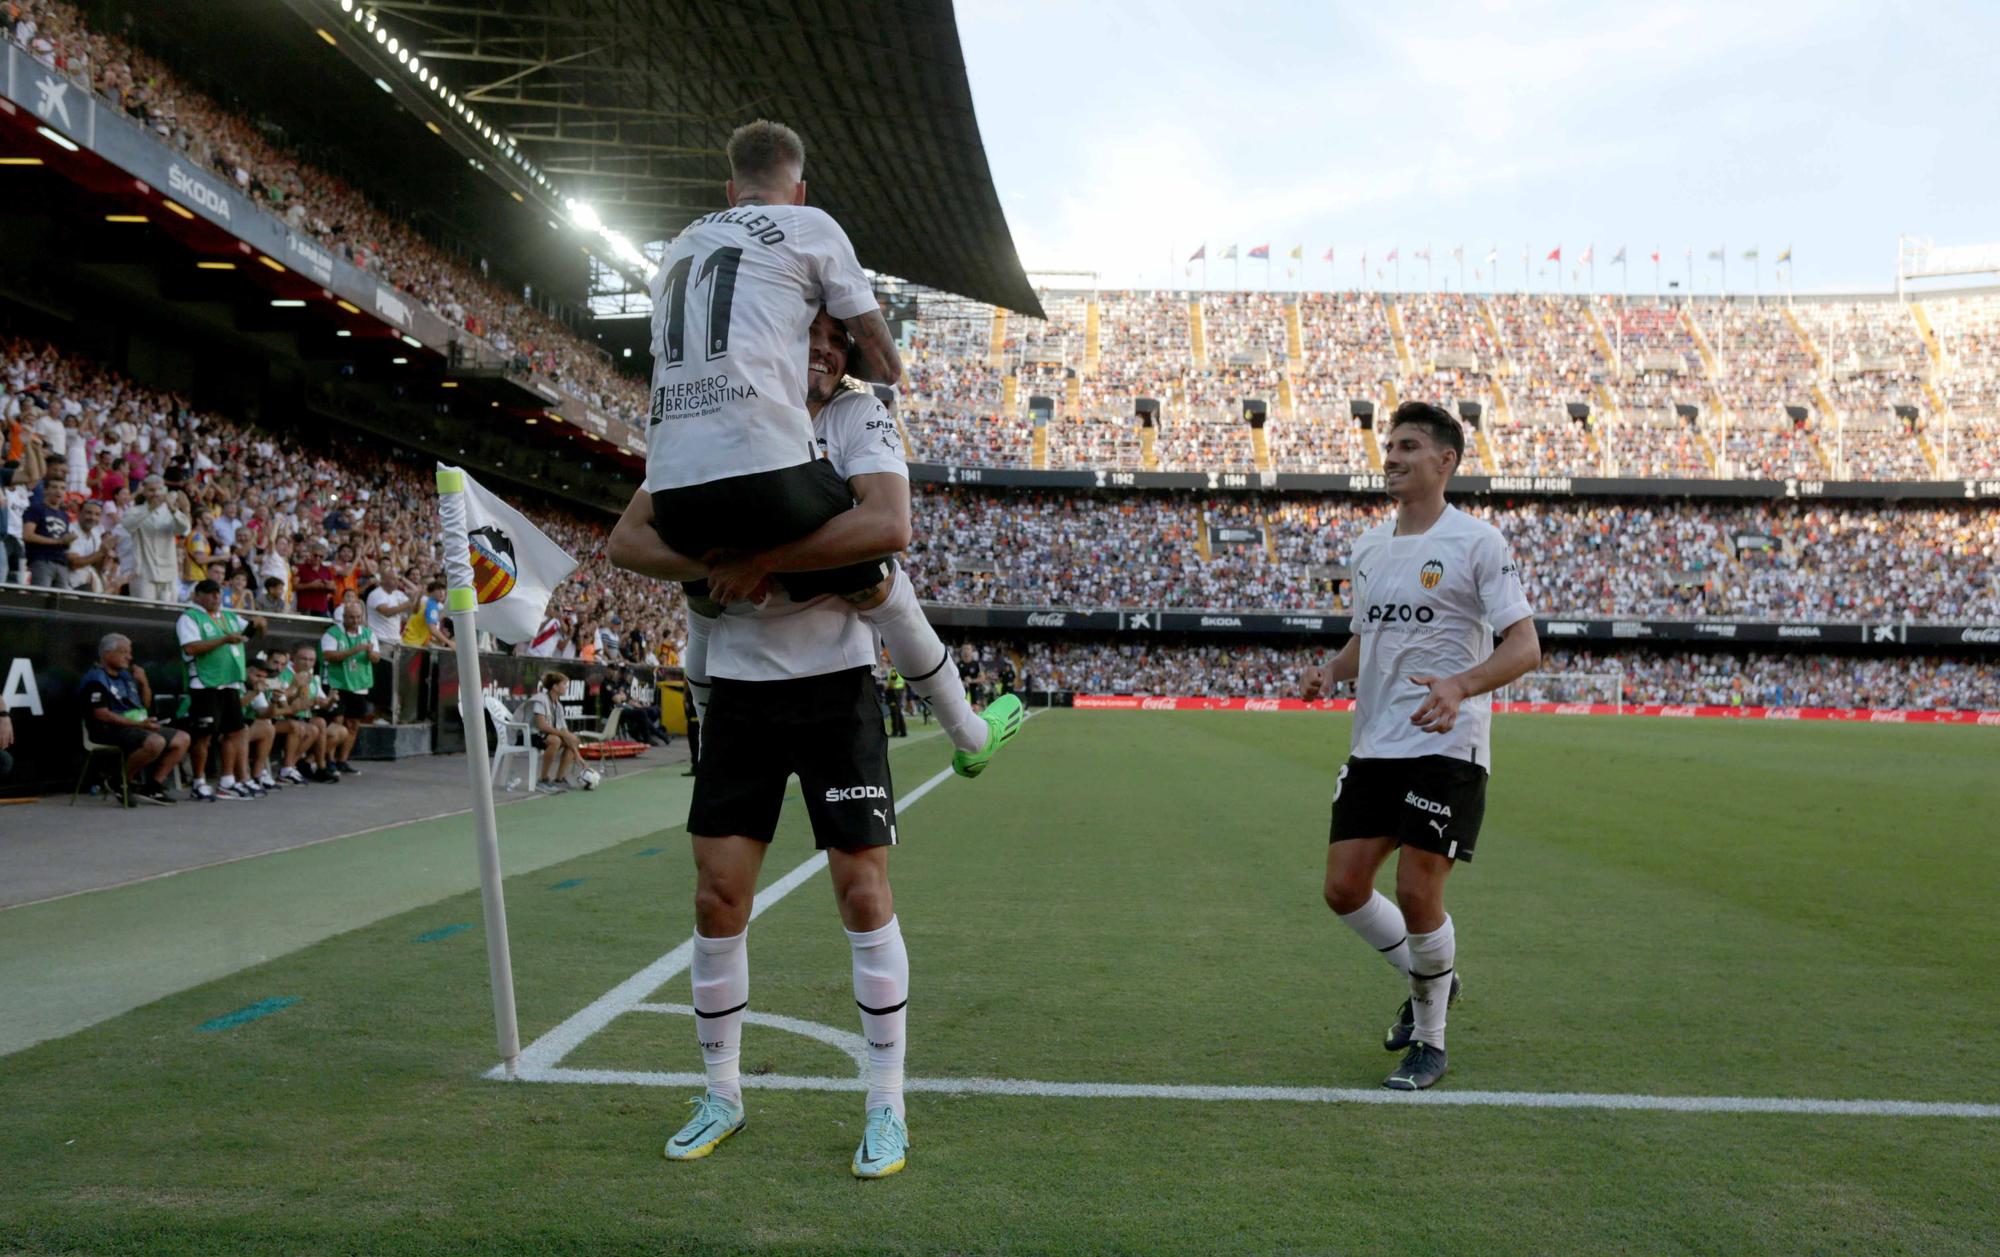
left=194, top=578, right=221, bottom=596
left=1387, top=401, right=1465, bottom=469
left=427, top=580, right=445, bottom=593
left=727, top=119, right=805, bottom=185
left=264, top=576, right=284, bottom=590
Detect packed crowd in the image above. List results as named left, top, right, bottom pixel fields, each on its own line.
left=5, top=1, right=649, bottom=429
left=904, top=486, right=2000, bottom=622
left=943, top=636, right=2000, bottom=710
left=905, top=281, right=1997, bottom=479
left=1, top=335, right=684, bottom=660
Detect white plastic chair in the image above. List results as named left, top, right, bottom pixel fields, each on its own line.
left=485, top=695, right=536, bottom=793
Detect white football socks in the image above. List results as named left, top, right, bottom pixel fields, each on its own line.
left=846, top=916, right=909, bottom=1119
left=857, top=570, right=987, bottom=754
left=682, top=608, right=714, bottom=725
left=689, top=927, right=748, bottom=1106
left=1407, top=915, right=1456, bottom=1051
left=1337, top=890, right=1413, bottom=974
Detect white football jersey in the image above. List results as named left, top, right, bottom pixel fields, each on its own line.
left=704, top=386, right=908, bottom=683
left=1346, top=505, right=1533, bottom=768
left=642, top=204, right=878, bottom=492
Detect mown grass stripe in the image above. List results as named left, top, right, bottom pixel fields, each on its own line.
left=635, top=848, right=664, bottom=857
left=195, top=997, right=298, bottom=1033
left=550, top=878, right=586, bottom=891
left=414, top=924, right=474, bottom=943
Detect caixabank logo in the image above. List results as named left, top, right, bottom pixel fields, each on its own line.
left=1419, top=559, right=1444, bottom=590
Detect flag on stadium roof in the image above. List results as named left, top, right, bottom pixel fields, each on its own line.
left=1581, top=245, right=1594, bottom=265
left=1414, top=246, right=1430, bottom=261
left=1777, top=246, right=1793, bottom=264
left=1322, top=246, right=1334, bottom=262
left=1742, top=247, right=1759, bottom=260
left=439, top=466, right=579, bottom=644
left=1486, top=247, right=1499, bottom=264
left=1220, top=245, right=1238, bottom=260
left=1708, top=248, right=1725, bottom=261
left=1451, top=245, right=1464, bottom=262
left=1188, top=244, right=1206, bottom=262
left=1546, top=245, right=1562, bottom=262
left=1612, top=246, right=1627, bottom=264
left=1249, top=244, right=1270, bottom=259
left=1651, top=248, right=1661, bottom=263
left=1386, top=246, right=1399, bottom=262
left=1289, top=245, right=1304, bottom=260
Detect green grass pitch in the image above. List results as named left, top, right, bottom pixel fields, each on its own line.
left=2, top=711, right=1998, bottom=1254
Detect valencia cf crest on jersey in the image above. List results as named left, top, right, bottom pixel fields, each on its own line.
left=1420, top=559, right=1444, bottom=589
left=469, top=525, right=519, bottom=604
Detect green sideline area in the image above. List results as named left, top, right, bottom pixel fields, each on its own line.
left=0, top=765, right=704, bottom=1057
left=2, top=712, right=1997, bottom=1254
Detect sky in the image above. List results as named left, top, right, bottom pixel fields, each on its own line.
left=955, top=0, right=2000, bottom=296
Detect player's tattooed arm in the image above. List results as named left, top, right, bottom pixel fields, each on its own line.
left=607, top=488, right=708, bottom=583
left=841, top=308, right=904, bottom=385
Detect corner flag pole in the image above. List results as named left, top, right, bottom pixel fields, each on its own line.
left=436, top=466, right=522, bottom=1076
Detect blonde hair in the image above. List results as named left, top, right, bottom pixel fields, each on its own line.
left=727, top=119, right=805, bottom=188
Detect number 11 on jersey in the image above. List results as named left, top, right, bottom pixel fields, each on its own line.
left=657, top=246, right=744, bottom=368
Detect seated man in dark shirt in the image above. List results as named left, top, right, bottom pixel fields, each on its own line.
left=80, top=632, right=189, bottom=805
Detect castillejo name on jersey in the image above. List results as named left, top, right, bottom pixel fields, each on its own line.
left=692, top=208, right=788, bottom=245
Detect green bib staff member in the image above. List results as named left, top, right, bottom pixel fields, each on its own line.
left=176, top=577, right=263, bottom=802
left=319, top=593, right=379, bottom=777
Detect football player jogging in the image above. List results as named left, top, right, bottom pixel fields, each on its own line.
left=1303, top=401, right=1540, bottom=1091
left=644, top=119, right=1014, bottom=777
left=611, top=309, right=1003, bottom=1177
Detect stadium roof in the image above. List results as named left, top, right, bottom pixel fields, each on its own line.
left=309, top=0, right=1042, bottom=318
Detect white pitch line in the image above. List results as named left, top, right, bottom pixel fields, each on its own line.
left=489, top=762, right=958, bottom=1081
left=507, top=1063, right=2000, bottom=1119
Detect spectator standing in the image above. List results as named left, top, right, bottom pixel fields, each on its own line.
left=365, top=569, right=416, bottom=642
left=64, top=497, right=112, bottom=592
left=126, top=478, right=190, bottom=602
left=21, top=456, right=72, bottom=587
left=255, top=576, right=289, bottom=614
left=401, top=578, right=451, bottom=649
left=293, top=539, right=336, bottom=617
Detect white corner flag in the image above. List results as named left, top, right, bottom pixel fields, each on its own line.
left=435, top=463, right=578, bottom=1077
left=448, top=469, right=579, bottom=644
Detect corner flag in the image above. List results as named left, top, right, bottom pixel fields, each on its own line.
left=433, top=463, right=577, bottom=1076
left=447, top=469, right=578, bottom=644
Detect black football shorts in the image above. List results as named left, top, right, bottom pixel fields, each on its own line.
left=688, top=666, right=897, bottom=850
left=1329, top=754, right=1489, bottom=862
left=651, top=459, right=889, bottom=601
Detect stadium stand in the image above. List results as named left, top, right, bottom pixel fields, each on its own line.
left=904, top=487, right=2000, bottom=622
left=908, top=280, right=2000, bottom=480
left=946, top=636, right=2000, bottom=710
left=1, top=333, right=684, bottom=659
left=5, top=0, right=651, bottom=431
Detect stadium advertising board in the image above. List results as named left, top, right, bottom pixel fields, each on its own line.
left=928, top=604, right=2000, bottom=647
left=1072, top=695, right=2000, bottom=723
left=912, top=463, right=2000, bottom=501
left=1208, top=523, right=1268, bottom=547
